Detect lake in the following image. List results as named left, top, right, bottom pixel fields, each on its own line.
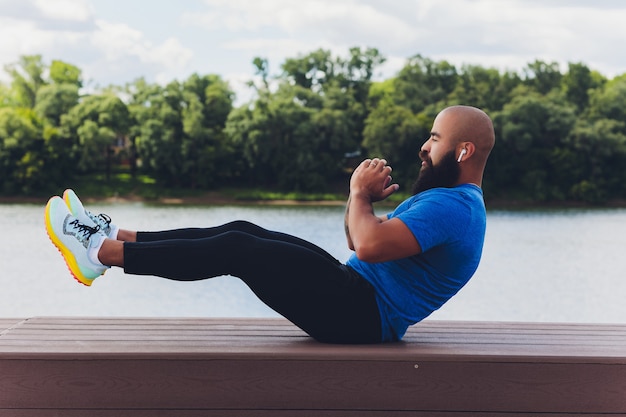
left=2, top=201, right=625, bottom=324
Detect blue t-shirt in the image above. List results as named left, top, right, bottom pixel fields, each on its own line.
left=346, top=184, right=486, bottom=342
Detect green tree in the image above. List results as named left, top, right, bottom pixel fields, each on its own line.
left=562, top=62, right=594, bottom=113
left=0, top=107, right=46, bottom=193
left=181, top=73, right=235, bottom=188
left=4, top=55, right=46, bottom=108
left=35, top=83, right=80, bottom=126
left=0, top=57, right=84, bottom=193
left=564, top=76, right=626, bottom=202
left=49, top=60, right=83, bottom=87
left=392, top=55, right=457, bottom=113
left=227, top=49, right=386, bottom=191
left=523, top=60, right=562, bottom=95
left=226, top=84, right=322, bottom=190
left=0, top=84, right=16, bottom=108
left=362, top=101, right=430, bottom=188
left=61, top=94, right=131, bottom=181
left=448, top=66, right=521, bottom=112
left=567, top=118, right=626, bottom=202
left=130, top=74, right=234, bottom=188
left=586, top=75, right=626, bottom=123
left=281, top=47, right=385, bottom=153
left=490, top=90, right=577, bottom=201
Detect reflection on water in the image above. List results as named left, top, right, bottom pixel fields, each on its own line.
left=2, top=202, right=625, bottom=323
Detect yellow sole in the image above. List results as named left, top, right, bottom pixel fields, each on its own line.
left=44, top=198, right=93, bottom=287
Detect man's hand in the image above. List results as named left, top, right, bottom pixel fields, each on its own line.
left=344, top=158, right=420, bottom=263
left=349, top=158, right=399, bottom=202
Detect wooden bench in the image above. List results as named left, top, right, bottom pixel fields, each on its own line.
left=1, top=317, right=625, bottom=416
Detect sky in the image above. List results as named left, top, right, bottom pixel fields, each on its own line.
left=1, top=0, right=625, bottom=104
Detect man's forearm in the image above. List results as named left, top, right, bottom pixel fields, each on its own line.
left=344, top=194, right=354, bottom=250
left=347, top=192, right=378, bottom=241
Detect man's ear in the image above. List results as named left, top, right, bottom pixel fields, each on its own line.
left=457, top=142, right=475, bottom=162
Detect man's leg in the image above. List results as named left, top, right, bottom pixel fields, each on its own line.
left=100, top=230, right=382, bottom=344
left=53, top=190, right=381, bottom=344
left=134, top=220, right=339, bottom=263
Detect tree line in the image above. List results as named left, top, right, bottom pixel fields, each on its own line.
left=1, top=49, right=625, bottom=203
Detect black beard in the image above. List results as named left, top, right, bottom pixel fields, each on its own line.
left=412, top=150, right=461, bottom=195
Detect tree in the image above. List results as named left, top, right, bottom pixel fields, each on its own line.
left=180, top=74, right=235, bottom=188
left=586, top=76, right=626, bottom=123
left=0, top=84, right=16, bottom=108
left=35, top=84, right=80, bottom=126
left=49, top=60, right=82, bottom=87
left=0, top=57, right=85, bottom=193
left=130, top=74, right=234, bottom=188
left=4, top=55, right=47, bottom=108
left=392, top=55, right=458, bottom=113
left=226, top=84, right=321, bottom=190
left=61, top=94, right=131, bottom=181
left=490, top=90, right=577, bottom=201
left=448, top=65, right=521, bottom=112
left=0, top=107, right=46, bottom=193
left=362, top=102, right=430, bottom=188
left=562, top=76, right=626, bottom=202
left=226, top=49, right=387, bottom=192
left=281, top=47, right=385, bottom=156
left=523, top=60, right=562, bottom=95
left=567, top=118, right=626, bottom=202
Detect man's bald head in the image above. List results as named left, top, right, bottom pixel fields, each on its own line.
left=437, top=105, right=495, bottom=158
left=420, top=105, right=495, bottom=189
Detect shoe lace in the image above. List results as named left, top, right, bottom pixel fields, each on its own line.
left=69, top=219, right=101, bottom=243
left=96, top=213, right=112, bottom=226
left=86, top=210, right=111, bottom=231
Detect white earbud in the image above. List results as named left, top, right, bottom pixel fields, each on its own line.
left=457, top=148, right=467, bottom=162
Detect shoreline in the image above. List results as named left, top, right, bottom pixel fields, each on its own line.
left=2, top=191, right=626, bottom=210
left=0, top=192, right=350, bottom=207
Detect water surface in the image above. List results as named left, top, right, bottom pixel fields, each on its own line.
left=2, top=203, right=625, bottom=324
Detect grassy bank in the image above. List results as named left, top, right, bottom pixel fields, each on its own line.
left=3, top=172, right=623, bottom=209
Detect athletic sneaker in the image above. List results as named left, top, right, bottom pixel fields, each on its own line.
left=45, top=196, right=109, bottom=286
left=63, top=189, right=118, bottom=239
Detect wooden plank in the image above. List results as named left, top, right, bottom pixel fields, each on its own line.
left=5, top=412, right=621, bottom=417
left=1, top=357, right=625, bottom=413
left=2, top=318, right=625, bottom=362
left=0, top=319, right=26, bottom=335
left=1, top=317, right=625, bottom=415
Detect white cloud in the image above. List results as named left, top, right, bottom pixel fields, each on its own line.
left=0, top=5, right=194, bottom=88
left=33, top=0, right=93, bottom=22
left=182, top=0, right=626, bottom=81
left=184, top=0, right=419, bottom=49
left=91, top=20, right=192, bottom=68
left=85, top=21, right=194, bottom=86
left=1, top=0, right=625, bottom=95
left=405, top=0, right=626, bottom=77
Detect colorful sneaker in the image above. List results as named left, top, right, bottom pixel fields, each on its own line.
left=63, top=189, right=118, bottom=239
left=45, top=196, right=109, bottom=286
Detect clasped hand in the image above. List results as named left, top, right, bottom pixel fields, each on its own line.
left=350, top=158, right=399, bottom=202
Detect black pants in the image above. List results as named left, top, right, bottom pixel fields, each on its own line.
left=123, top=220, right=382, bottom=344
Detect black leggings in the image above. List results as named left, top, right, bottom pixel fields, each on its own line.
left=123, top=220, right=382, bottom=344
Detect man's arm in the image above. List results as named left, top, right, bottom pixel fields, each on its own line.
left=344, top=194, right=355, bottom=250
left=347, top=158, right=421, bottom=263
left=344, top=193, right=389, bottom=251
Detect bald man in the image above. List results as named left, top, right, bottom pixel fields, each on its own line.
left=45, top=105, right=495, bottom=344
left=345, top=105, right=495, bottom=341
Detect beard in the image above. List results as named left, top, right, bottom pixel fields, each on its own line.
left=412, top=149, right=461, bottom=195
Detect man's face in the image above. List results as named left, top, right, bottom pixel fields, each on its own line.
left=411, top=111, right=461, bottom=195
left=411, top=148, right=460, bottom=195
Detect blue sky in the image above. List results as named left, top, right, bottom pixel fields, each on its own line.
left=1, top=0, right=625, bottom=104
